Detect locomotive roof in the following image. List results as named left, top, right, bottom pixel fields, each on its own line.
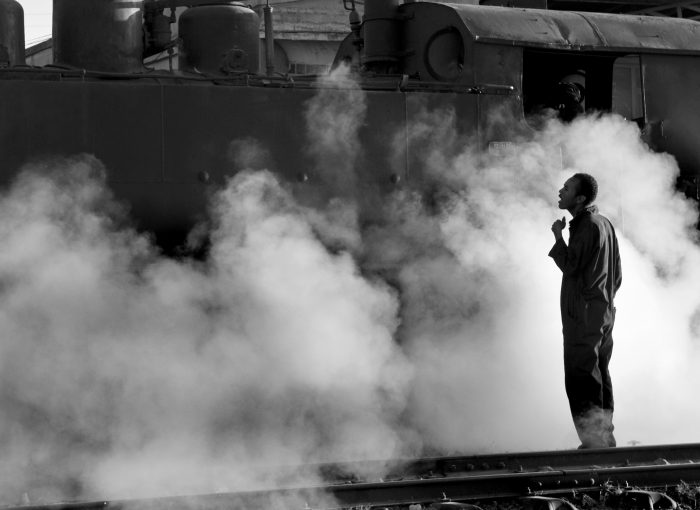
left=443, top=3, right=700, bottom=54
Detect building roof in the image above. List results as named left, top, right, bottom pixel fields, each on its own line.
left=25, top=38, right=52, bottom=58
left=258, top=0, right=350, bottom=41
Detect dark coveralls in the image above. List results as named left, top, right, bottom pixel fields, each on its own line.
left=549, top=205, right=621, bottom=448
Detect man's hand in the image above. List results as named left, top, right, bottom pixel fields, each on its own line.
left=551, top=216, right=566, bottom=240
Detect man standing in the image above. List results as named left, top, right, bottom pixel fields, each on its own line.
left=549, top=173, right=621, bottom=449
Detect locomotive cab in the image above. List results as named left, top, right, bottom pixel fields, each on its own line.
left=354, top=2, right=700, bottom=199
left=523, top=51, right=616, bottom=122
left=419, top=4, right=700, bottom=198
left=522, top=50, right=646, bottom=129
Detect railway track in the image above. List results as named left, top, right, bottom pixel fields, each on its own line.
left=6, top=444, right=700, bottom=510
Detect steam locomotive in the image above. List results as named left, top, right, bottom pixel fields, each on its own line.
left=1, top=0, right=700, bottom=247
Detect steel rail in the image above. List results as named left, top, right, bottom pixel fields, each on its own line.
left=316, top=443, right=700, bottom=483
left=325, top=462, right=700, bottom=506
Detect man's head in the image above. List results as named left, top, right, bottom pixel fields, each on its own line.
left=558, top=173, right=598, bottom=213
left=551, top=81, right=584, bottom=122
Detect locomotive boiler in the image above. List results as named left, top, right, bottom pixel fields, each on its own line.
left=1, top=0, right=700, bottom=248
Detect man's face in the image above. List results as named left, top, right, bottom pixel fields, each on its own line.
left=558, top=177, right=582, bottom=210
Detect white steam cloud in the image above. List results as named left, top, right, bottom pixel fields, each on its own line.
left=2, top=63, right=700, bottom=505
left=0, top=154, right=410, bottom=503
left=547, top=116, right=700, bottom=445
left=304, top=64, right=366, bottom=197
left=375, top=107, right=700, bottom=451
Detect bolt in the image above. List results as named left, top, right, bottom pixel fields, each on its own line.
left=197, top=170, right=210, bottom=183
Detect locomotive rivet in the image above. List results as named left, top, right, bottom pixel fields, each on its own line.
left=197, top=170, right=210, bottom=183
left=497, top=462, right=506, bottom=469
left=466, top=464, right=475, bottom=471
left=481, top=463, right=490, bottom=470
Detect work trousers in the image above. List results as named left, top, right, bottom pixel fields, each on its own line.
left=562, top=299, right=616, bottom=448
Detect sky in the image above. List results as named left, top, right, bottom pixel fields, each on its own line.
left=18, top=0, right=52, bottom=46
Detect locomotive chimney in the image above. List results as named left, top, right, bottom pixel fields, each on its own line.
left=362, top=0, right=401, bottom=74
left=0, top=0, right=25, bottom=67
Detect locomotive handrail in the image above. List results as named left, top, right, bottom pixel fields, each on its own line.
left=0, top=66, right=518, bottom=95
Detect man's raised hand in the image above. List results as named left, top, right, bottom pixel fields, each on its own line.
left=551, top=216, right=566, bottom=239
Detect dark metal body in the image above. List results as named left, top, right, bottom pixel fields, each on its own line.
left=0, top=69, right=487, bottom=247
left=2, top=1, right=700, bottom=247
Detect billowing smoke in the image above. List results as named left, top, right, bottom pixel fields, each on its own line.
left=2, top=62, right=700, bottom=506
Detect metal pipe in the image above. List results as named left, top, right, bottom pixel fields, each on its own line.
left=264, top=0, right=275, bottom=75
